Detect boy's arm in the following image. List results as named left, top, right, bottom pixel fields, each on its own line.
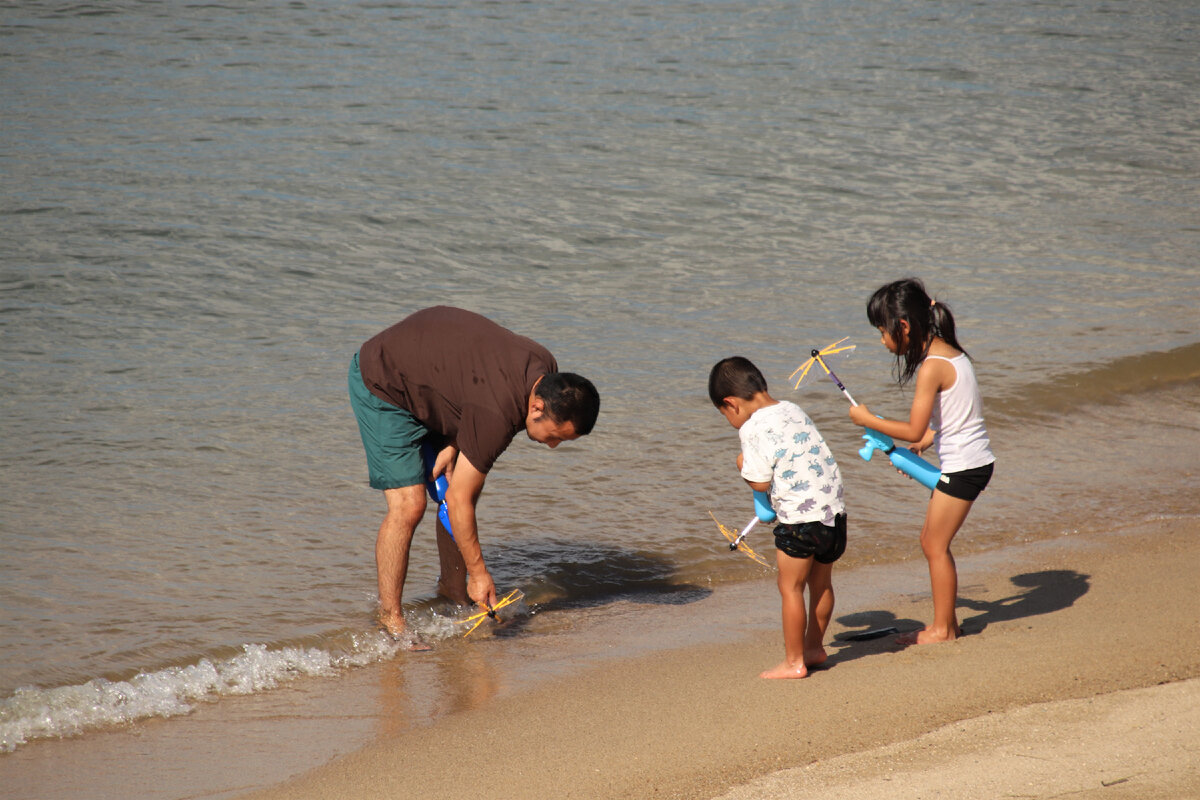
left=737, top=444, right=772, bottom=493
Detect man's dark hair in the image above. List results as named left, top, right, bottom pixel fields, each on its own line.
left=708, top=356, right=767, bottom=406
left=537, top=372, right=600, bottom=435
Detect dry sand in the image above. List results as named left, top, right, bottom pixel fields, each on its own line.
left=241, top=516, right=1200, bottom=800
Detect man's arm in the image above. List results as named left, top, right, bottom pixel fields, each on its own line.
left=443, top=453, right=496, bottom=609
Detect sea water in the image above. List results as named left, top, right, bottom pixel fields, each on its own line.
left=1, top=0, right=1198, bottom=792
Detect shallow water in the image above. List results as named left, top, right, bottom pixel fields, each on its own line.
left=2, top=0, right=1199, bottom=769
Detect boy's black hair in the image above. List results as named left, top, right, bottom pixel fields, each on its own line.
left=708, top=356, right=768, bottom=406
left=866, top=277, right=969, bottom=385
left=536, top=372, right=600, bottom=435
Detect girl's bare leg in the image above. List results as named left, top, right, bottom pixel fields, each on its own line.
left=900, top=491, right=974, bottom=645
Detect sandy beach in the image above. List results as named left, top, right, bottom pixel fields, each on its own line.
left=237, top=514, right=1200, bottom=800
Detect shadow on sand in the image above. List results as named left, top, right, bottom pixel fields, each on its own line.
left=412, top=537, right=713, bottom=639
left=826, top=569, right=1091, bottom=665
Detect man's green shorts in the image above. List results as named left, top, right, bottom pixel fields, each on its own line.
left=348, top=352, right=428, bottom=490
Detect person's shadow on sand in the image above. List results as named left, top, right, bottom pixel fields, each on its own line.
left=958, top=569, right=1090, bottom=635
left=438, top=538, right=713, bottom=639
left=825, top=569, right=1090, bottom=666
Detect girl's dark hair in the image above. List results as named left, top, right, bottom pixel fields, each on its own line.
left=866, top=277, right=968, bottom=384
left=708, top=356, right=768, bottom=406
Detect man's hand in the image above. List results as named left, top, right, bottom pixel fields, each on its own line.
left=467, top=569, right=497, bottom=611
left=433, top=444, right=459, bottom=483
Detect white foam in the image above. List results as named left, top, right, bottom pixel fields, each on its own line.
left=0, top=631, right=409, bottom=752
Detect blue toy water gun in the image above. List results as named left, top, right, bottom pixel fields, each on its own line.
left=858, top=428, right=942, bottom=491
left=420, top=442, right=454, bottom=539
left=808, top=348, right=943, bottom=491
left=729, top=489, right=776, bottom=550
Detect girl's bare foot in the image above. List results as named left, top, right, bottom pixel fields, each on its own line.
left=804, top=647, right=828, bottom=668
left=760, top=660, right=809, bottom=679
left=896, top=625, right=961, bottom=646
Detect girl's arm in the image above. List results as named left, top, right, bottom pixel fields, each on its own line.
left=911, top=426, right=936, bottom=454
left=848, top=357, right=954, bottom=444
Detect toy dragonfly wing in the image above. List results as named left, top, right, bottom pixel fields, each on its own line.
left=790, top=337, right=856, bottom=390
left=709, top=511, right=771, bottom=567
left=456, top=588, right=525, bottom=636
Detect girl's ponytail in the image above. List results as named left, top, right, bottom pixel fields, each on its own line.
left=868, top=278, right=969, bottom=385
left=930, top=299, right=968, bottom=361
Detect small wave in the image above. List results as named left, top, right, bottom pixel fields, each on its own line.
left=0, top=620, right=459, bottom=753
left=991, top=341, right=1200, bottom=422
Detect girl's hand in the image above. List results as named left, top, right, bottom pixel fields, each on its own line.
left=911, top=428, right=936, bottom=455
left=848, top=403, right=874, bottom=427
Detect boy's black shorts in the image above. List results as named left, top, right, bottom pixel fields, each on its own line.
left=773, top=513, right=846, bottom=563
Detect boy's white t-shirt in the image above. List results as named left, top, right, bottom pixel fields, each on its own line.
left=739, top=400, right=845, bottom=526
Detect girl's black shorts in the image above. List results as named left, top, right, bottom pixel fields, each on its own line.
left=934, top=462, right=994, bottom=501
left=773, top=513, right=847, bottom=563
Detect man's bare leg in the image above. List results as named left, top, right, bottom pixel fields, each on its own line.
left=434, top=518, right=469, bottom=604
left=376, top=485, right=426, bottom=640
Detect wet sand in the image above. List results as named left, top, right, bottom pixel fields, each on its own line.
left=239, top=515, right=1200, bottom=800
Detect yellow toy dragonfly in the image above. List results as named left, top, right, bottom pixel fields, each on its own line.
left=793, top=336, right=944, bottom=490
left=789, top=336, right=857, bottom=397
left=709, top=511, right=771, bottom=567
left=455, top=588, right=525, bottom=637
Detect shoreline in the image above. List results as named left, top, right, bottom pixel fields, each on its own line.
left=236, top=514, right=1200, bottom=800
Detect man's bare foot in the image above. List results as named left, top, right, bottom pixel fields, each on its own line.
left=388, top=628, right=433, bottom=652
left=379, top=613, right=433, bottom=651
left=896, top=625, right=960, bottom=646
left=760, top=660, right=809, bottom=679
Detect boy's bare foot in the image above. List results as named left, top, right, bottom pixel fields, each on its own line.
left=760, top=660, right=809, bottom=680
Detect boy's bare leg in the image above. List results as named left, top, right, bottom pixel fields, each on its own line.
left=376, top=485, right=428, bottom=644
left=804, top=560, right=835, bottom=666
left=434, top=518, right=469, bottom=604
left=762, top=551, right=814, bottom=679
left=900, top=492, right=973, bottom=645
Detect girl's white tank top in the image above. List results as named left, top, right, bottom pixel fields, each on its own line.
left=924, top=354, right=995, bottom=473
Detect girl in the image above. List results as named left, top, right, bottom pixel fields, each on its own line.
left=848, top=278, right=995, bottom=645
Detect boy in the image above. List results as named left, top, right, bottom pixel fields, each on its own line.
left=709, top=356, right=846, bottom=679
